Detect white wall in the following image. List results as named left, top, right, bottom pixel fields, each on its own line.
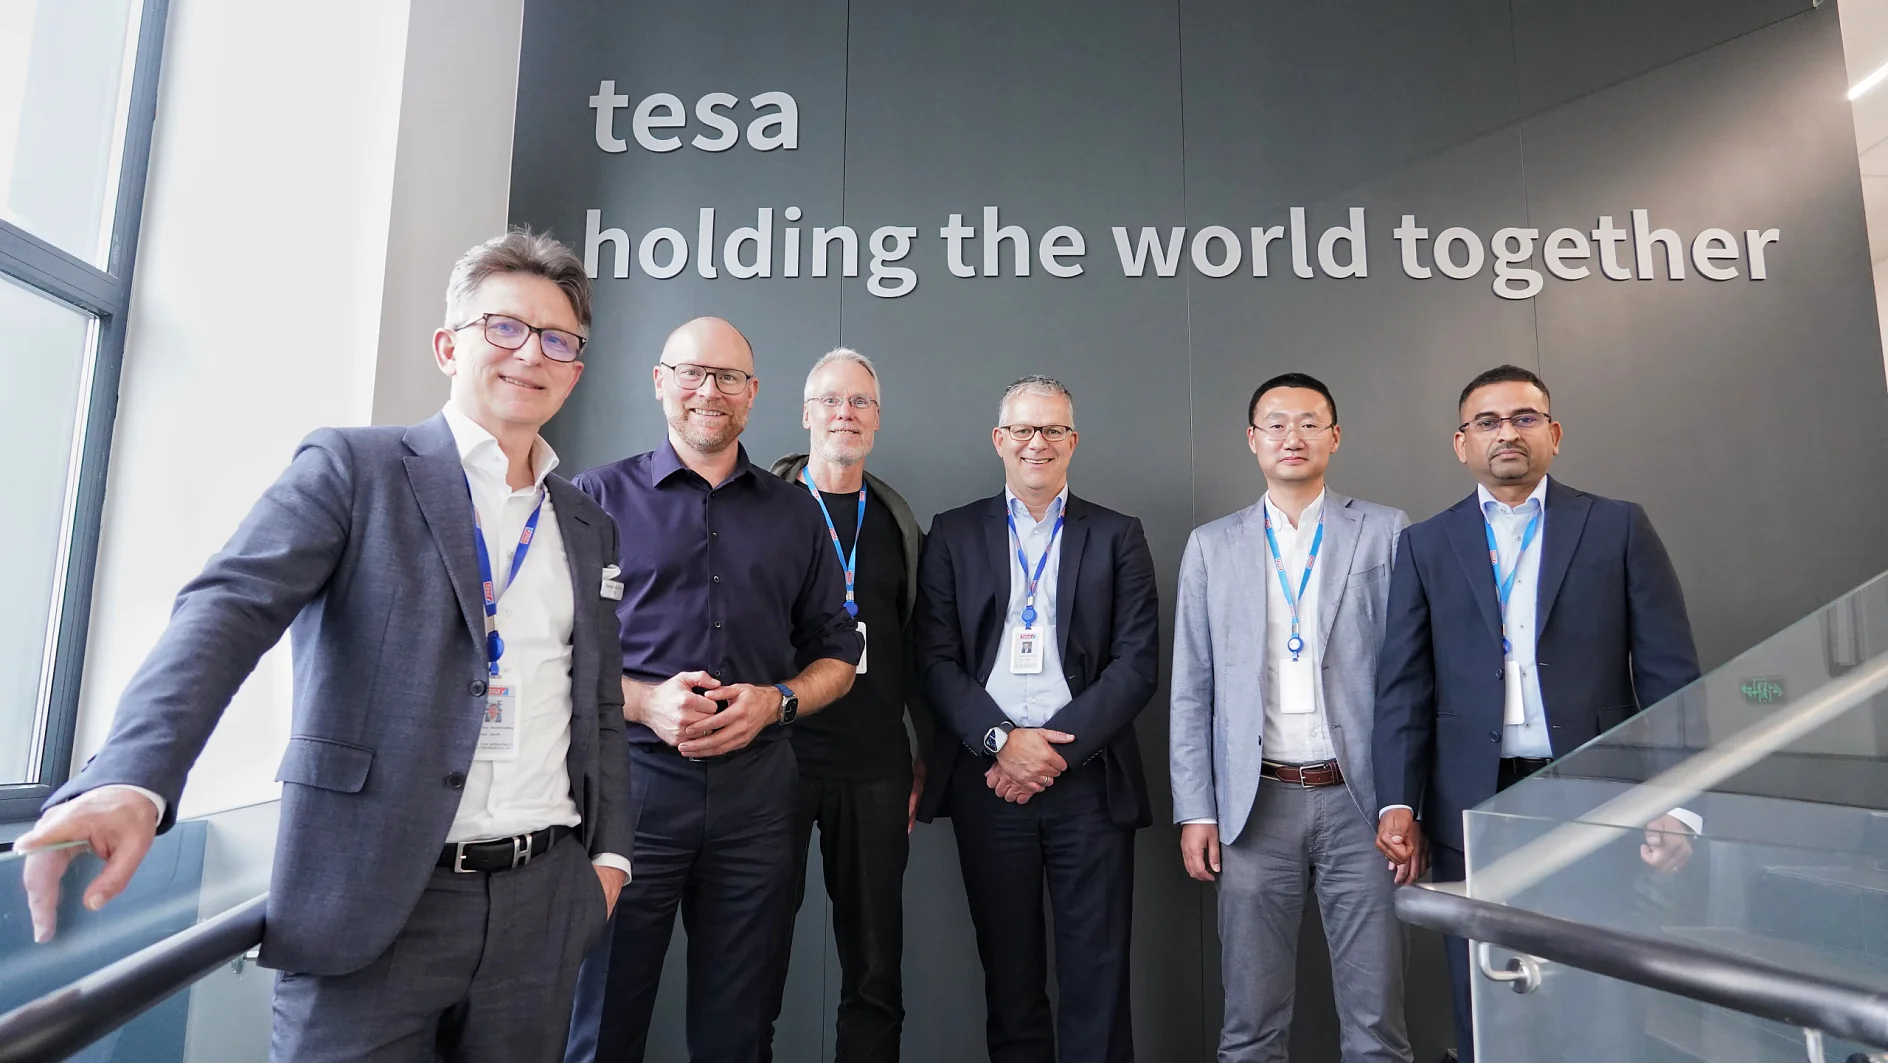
left=73, top=0, right=525, bottom=821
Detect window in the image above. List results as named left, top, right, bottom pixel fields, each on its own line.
left=0, top=0, right=169, bottom=821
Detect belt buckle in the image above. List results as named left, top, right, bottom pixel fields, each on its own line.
left=452, top=841, right=473, bottom=874
left=511, top=833, right=532, bottom=869
left=1299, top=761, right=1335, bottom=787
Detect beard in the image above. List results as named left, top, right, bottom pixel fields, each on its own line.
left=813, top=430, right=870, bottom=466
left=666, top=397, right=747, bottom=453
left=1485, top=444, right=1532, bottom=480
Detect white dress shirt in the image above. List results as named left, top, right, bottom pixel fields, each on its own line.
left=1481, top=477, right=1553, bottom=759
left=983, top=487, right=1074, bottom=728
left=1258, top=490, right=1338, bottom=764
left=444, top=406, right=628, bottom=877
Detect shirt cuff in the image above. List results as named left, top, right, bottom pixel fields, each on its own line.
left=97, top=784, right=167, bottom=820
left=1664, top=808, right=1704, bottom=836
left=1378, top=804, right=1414, bottom=820
left=591, top=852, right=632, bottom=880
left=1180, top=818, right=1216, bottom=826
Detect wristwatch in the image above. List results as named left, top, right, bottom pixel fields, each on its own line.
left=774, top=683, right=799, bottom=725
left=984, top=721, right=1015, bottom=754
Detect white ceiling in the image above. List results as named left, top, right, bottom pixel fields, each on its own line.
left=1839, top=0, right=1888, bottom=263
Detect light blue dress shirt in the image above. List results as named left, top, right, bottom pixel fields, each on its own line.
left=983, top=487, right=1074, bottom=728
left=1479, top=476, right=1553, bottom=759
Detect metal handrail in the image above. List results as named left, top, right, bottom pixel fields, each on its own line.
left=0, top=893, right=267, bottom=1063
left=1396, top=884, right=1888, bottom=1050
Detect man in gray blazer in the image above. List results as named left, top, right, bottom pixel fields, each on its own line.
left=1170, top=373, right=1413, bottom=1063
left=18, top=231, right=630, bottom=1063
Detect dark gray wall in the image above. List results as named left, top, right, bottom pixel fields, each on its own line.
left=509, top=3, right=1888, bottom=1060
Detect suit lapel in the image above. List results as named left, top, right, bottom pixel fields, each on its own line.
left=402, top=415, right=486, bottom=656
left=983, top=495, right=1012, bottom=677
left=1315, top=494, right=1363, bottom=661
left=1445, top=493, right=1505, bottom=646
left=1237, top=504, right=1270, bottom=648
left=1535, top=479, right=1591, bottom=635
left=1055, top=495, right=1087, bottom=660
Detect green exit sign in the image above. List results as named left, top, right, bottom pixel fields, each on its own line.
left=1741, top=677, right=1786, bottom=704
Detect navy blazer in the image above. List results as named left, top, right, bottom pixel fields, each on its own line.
left=1371, top=479, right=1699, bottom=852
left=47, top=415, right=631, bottom=976
left=914, top=492, right=1160, bottom=828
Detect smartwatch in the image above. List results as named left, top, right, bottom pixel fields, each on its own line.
left=774, top=683, right=799, bottom=725
left=984, top=720, right=1015, bottom=754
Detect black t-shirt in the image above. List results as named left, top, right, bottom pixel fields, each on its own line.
left=791, top=487, right=911, bottom=780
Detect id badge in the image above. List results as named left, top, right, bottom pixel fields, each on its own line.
left=1277, top=656, right=1316, bottom=713
left=476, top=680, right=522, bottom=761
left=1502, top=661, right=1526, bottom=726
left=1009, top=628, right=1044, bottom=674
left=855, top=621, right=868, bottom=675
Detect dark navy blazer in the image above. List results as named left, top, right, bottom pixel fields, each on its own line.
left=1371, top=478, right=1700, bottom=852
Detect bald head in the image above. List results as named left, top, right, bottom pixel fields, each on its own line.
left=661, top=316, right=754, bottom=373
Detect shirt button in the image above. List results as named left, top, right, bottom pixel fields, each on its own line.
left=469, top=680, right=487, bottom=696
left=714, top=620, right=723, bottom=629
left=444, top=771, right=466, bottom=789
left=711, top=531, right=719, bottom=540
left=713, top=669, right=725, bottom=679
left=713, top=575, right=721, bottom=583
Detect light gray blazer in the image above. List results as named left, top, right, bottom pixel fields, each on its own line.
left=1169, top=490, right=1409, bottom=843
left=47, top=414, right=630, bottom=976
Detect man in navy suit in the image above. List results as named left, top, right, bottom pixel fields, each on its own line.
left=1371, top=365, right=1701, bottom=1063
left=914, top=375, right=1160, bottom=1063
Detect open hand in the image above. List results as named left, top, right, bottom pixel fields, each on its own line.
left=17, top=788, right=161, bottom=943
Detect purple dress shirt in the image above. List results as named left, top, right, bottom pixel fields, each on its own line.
left=573, top=440, right=861, bottom=749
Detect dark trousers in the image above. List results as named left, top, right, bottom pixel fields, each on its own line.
left=273, top=833, right=607, bottom=1063
left=949, top=754, right=1135, bottom=1063
left=1435, top=757, right=1550, bottom=1063
left=761, top=769, right=913, bottom=1063
left=565, top=739, right=799, bottom=1063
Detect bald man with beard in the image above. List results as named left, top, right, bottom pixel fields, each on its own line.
left=564, top=318, right=862, bottom=1063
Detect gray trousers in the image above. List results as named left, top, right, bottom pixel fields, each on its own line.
left=1216, top=780, right=1411, bottom=1063
left=271, top=833, right=608, bottom=1063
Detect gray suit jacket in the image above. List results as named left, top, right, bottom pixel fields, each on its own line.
left=47, top=414, right=630, bottom=976
left=1169, top=490, right=1409, bottom=843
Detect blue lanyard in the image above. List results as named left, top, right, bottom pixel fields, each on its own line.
left=1484, top=507, right=1542, bottom=655
left=1006, top=501, right=1065, bottom=630
left=1261, top=501, right=1324, bottom=660
left=802, top=469, right=866, bottom=617
left=469, top=478, right=546, bottom=677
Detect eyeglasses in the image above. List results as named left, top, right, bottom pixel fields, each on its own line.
left=999, top=424, right=1073, bottom=443
left=661, top=362, right=754, bottom=394
left=1460, top=411, right=1552, bottom=434
left=806, top=394, right=880, bottom=411
left=454, top=313, right=586, bottom=362
left=1251, top=420, right=1333, bottom=441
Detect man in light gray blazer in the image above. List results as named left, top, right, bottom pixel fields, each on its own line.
left=1171, top=373, right=1413, bottom=1063
left=18, top=231, right=630, bottom=1063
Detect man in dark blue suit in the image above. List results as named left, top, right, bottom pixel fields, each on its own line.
left=1371, top=365, right=1701, bottom=1063
left=914, top=375, right=1160, bottom=1063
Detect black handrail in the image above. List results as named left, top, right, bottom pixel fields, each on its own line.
left=0, top=893, right=266, bottom=1063
left=1396, top=884, right=1888, bottom=1049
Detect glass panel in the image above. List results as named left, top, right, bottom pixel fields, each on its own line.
left=0, top=273, right=95, bottom=785
left=0, top=0, right=144, bottom=265
left=0, top=800, right=279, bottom=1061
left=1461, top=571, right=1888, bottom=1059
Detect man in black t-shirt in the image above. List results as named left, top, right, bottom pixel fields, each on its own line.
left=766, top=348, right=931, bottom=1063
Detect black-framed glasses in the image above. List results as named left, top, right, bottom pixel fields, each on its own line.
left=661, top=361, right=754, bottom=394
left=1460, top=411, right=1552, bottom=434
left=454, top=313, right=586, bottom=362
left=999, top=423, right=1073, bottom=443
left=1251, top=420, right=1333, bottom=441
left=806, top=394, right=880, bottom=411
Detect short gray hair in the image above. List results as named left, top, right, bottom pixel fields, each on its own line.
left=804, top=346, right=883, bottom=403
left=444, top=228, right=593, bottom=333
left=998, top=374, right=1074, bottom=426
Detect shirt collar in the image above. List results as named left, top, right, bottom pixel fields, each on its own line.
left=441, top=403, right=558, bottom=488
left=1262, top=488, right=1326, bottom=533
left=1004, top=484, right=1068, bottom=524
left=650, top=436, right=754, bottom=488
left=1478, top=474, right=1550, bottom=516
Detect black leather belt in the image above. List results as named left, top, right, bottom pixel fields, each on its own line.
left=1502, top=756, right=1555, bottom=776
left=1260, top=759, right=1344, bottom=787
left=437, top=824, right=572, bottom=873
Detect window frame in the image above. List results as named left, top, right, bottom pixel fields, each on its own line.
left=0, top=0, right=171, bottom=824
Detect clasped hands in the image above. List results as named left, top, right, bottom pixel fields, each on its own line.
left=984, top=727, right=1075, bottom=804
left=636, top=671, right=781, bottom=758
